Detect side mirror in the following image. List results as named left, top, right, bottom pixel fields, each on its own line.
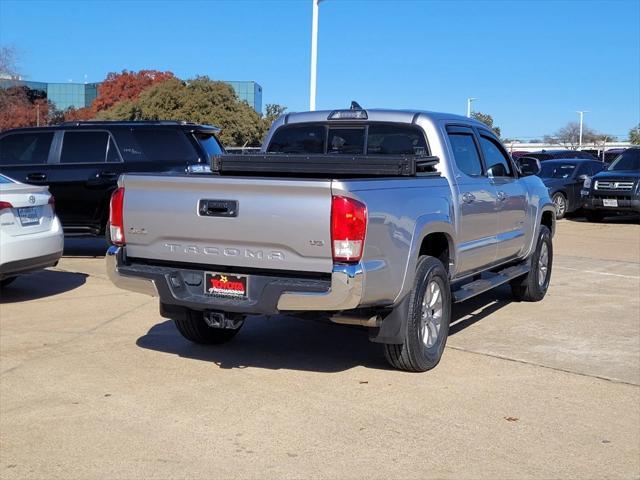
left=516, top=156, right=541, bottom=177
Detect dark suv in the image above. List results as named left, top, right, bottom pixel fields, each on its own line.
left=0, top=121, right=222, bottom=237
left=581, top=147, right=640, bottom=221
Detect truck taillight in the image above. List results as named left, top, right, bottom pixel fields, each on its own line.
left=331, top=196, right=367, bottom=263
left=109, top=187, right=125, bottom=246
left=48, top=195, right=55, bottom=214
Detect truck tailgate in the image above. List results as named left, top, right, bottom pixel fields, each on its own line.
left=121, top=174, right=334, bottom=273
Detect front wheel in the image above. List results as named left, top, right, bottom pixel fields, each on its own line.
left=510, top=225, right=552, bottom=302
left=383, top=256, right=451, bottom=372
left=174, top=310, right=244, bottom=344
left=552, top=193, right=567, bottom=219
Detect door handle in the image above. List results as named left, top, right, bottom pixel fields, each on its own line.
left=497, top=191, right=508, bottom=202
left=462, top=193, right=476, bottom=204
left=96, top=171, right=118, bottom=179
left=26, top=173, right=47, bottom=182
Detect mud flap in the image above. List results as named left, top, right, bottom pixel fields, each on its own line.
left=368, top=294, right=411, bottom=345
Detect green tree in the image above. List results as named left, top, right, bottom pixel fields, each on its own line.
left=630, top=125, right=640, bottom=145
left=470, top=111, right=501, bottom=137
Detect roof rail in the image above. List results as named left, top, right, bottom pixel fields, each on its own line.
left=58, top=120, right=220, bottom=131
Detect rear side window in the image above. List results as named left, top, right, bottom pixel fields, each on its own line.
left=479, top=135, right=513, bottom=177
left=115, top=129, right=199, bottom=163
left=196, top=133, right=223, bottom=157
left=448, top=133, right=483, bottom=177
left=267, top=125, right=325, bottom=154
left=0, top=132, right=53, bottom=165
left=367, top=124, right=428, bottom=155
left=61, top=131, right=109, bottom=164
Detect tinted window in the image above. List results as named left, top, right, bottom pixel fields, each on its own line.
left=61, top=131, right=109, bottom=164
left=0, top=132, right=53, bottom=165
left=479, top=135, right=513, bottom=177
left=367, top=124, right=428, bottom=155
left=608, top=149, right=640, bottom=171
left=539, top=163, right=576, bottom=179
left=448, top=133, right=483, bottom=176
left=196, top=133, right=223, bottom=157
left=327, top=128, right=364, bottom=154
left=267, top=125, right=325, bottom=154
left=125, top=129, right=199, bottom=163
left=106, top=137, right=121, bottom=163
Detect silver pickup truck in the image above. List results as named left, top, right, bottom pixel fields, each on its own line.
left=106, top=107, right=555, bottom=372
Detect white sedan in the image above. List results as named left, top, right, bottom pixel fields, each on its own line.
left=0, top=174, right=64, bottom=287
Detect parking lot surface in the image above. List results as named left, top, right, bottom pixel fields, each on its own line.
left=1, top=218, right=639, bottom=479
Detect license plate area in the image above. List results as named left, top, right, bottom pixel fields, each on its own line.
left=204, top=272, right=248, bottom=299
left=18, top=207, right=40, bottom=226
left=603, top=199, right=618, bottom=207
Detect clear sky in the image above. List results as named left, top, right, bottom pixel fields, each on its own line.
left=1, top=0, right=638, bottom=139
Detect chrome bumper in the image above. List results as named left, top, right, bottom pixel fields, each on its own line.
left=276, top=263, right=363, bottom=311
left=106, top=246, right=158, bottom=297
left=106, top=246, right=363, bottom=311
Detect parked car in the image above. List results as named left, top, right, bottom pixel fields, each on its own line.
left=0, top=173, right=63, bottom=287
left=525, top=149, right=599, bottom=161
left=105, top=107, right=555, bottom=373
left=535, top=159, right=606, bottom=219
left=0, top=121, right=223, bottom=239
left=581, top=147, right=640, bottom=221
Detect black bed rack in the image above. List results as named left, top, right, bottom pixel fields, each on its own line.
left=211, top=154, right=439, bottom=177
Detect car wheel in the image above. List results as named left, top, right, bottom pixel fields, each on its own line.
left=174, top=310, right=244, bottom=344
left=0, top=277, right=17, bottom=288
left=510, top=225, right=552, bottom=302
left=552, top=193, right=567, bottom=219
left=585, top=210, right=604, bottom=222
left=383, top=256, right=451, bottom=372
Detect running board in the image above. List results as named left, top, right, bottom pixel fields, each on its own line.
left=452, top=264, right=529, bottom=303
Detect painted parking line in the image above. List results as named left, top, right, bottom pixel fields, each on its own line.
left=555, top=266, right=640, bottom=279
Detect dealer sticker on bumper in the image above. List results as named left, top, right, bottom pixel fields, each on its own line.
left=204, top=272, right=248, bottom=299
left=602, top=199, right=618, bottom=207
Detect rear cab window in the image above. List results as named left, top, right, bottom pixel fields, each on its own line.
left=0, top=132, right=54, bottom=165
left=266, top=123, right=429, bottom=156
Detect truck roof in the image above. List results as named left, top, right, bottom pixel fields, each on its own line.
left=279, top=108, right=484, bottom=127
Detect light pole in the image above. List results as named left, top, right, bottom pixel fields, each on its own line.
left=467, top=97, right=477, bottom=118
left=577, top=110, right=588, bottom=149
left=309, top=0, right=323, bottom=111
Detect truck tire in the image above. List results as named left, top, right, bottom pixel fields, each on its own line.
left=174, top=310, right=243, bottom=345
left=383, top=256, right=451, bottom=372
left=510, top=225, right=552, bottom=302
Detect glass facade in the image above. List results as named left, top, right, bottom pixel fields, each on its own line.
left=226, top=81, right=263, bottom=113
left=1, top=79, right=262, bottom=113
left=0, top=79, right=99, bottom=110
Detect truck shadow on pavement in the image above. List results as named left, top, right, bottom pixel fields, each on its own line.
left=0, top=269, right=88, bottom=303
left=136, top=287, right=513, bottom=372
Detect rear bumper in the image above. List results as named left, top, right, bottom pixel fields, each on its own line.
left=0, top=252, right=62, bottom=279
left=106, top=246, right=363, bottom=314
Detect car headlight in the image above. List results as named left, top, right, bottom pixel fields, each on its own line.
left=583, top=177, right=592, bottom=189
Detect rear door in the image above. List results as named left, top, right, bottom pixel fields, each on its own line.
left=0, top=130, right=56, bottom=185
left=446, top=125, right=498, bottom=275
left=476, top=130, right=528, bottom=262
left=49, top=130, right=123, bottom=229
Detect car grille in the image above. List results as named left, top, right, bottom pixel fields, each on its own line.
left=594, top=180, right=635, bottom=191
left=593, top=194, right=633, bottom=201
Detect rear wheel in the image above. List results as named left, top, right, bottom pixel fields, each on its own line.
left=174, top=310, right=244, bottom=344
left=383, top=256, right=451, bottom=372
left=552, top=193, right=567, bottom=219
left=510, top=225, right=552, bottom=302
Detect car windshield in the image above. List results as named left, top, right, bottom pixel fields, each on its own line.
left=608, top=149, right=640, bottom=171
left=539, top=163, right=576, bottom=179
left=0, top=174, right=14, bottom=184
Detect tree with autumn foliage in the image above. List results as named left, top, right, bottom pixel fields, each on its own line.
left=91, top=69, right=175, bottom=113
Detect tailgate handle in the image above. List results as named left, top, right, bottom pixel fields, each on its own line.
left=199, top=199, right=238, bottom=217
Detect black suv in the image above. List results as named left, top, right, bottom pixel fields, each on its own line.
left=0, top=121, right=223, bottom=236
left=524, top=149, right=599, bottom=161
left=581, top=147, right=640, bottom=221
